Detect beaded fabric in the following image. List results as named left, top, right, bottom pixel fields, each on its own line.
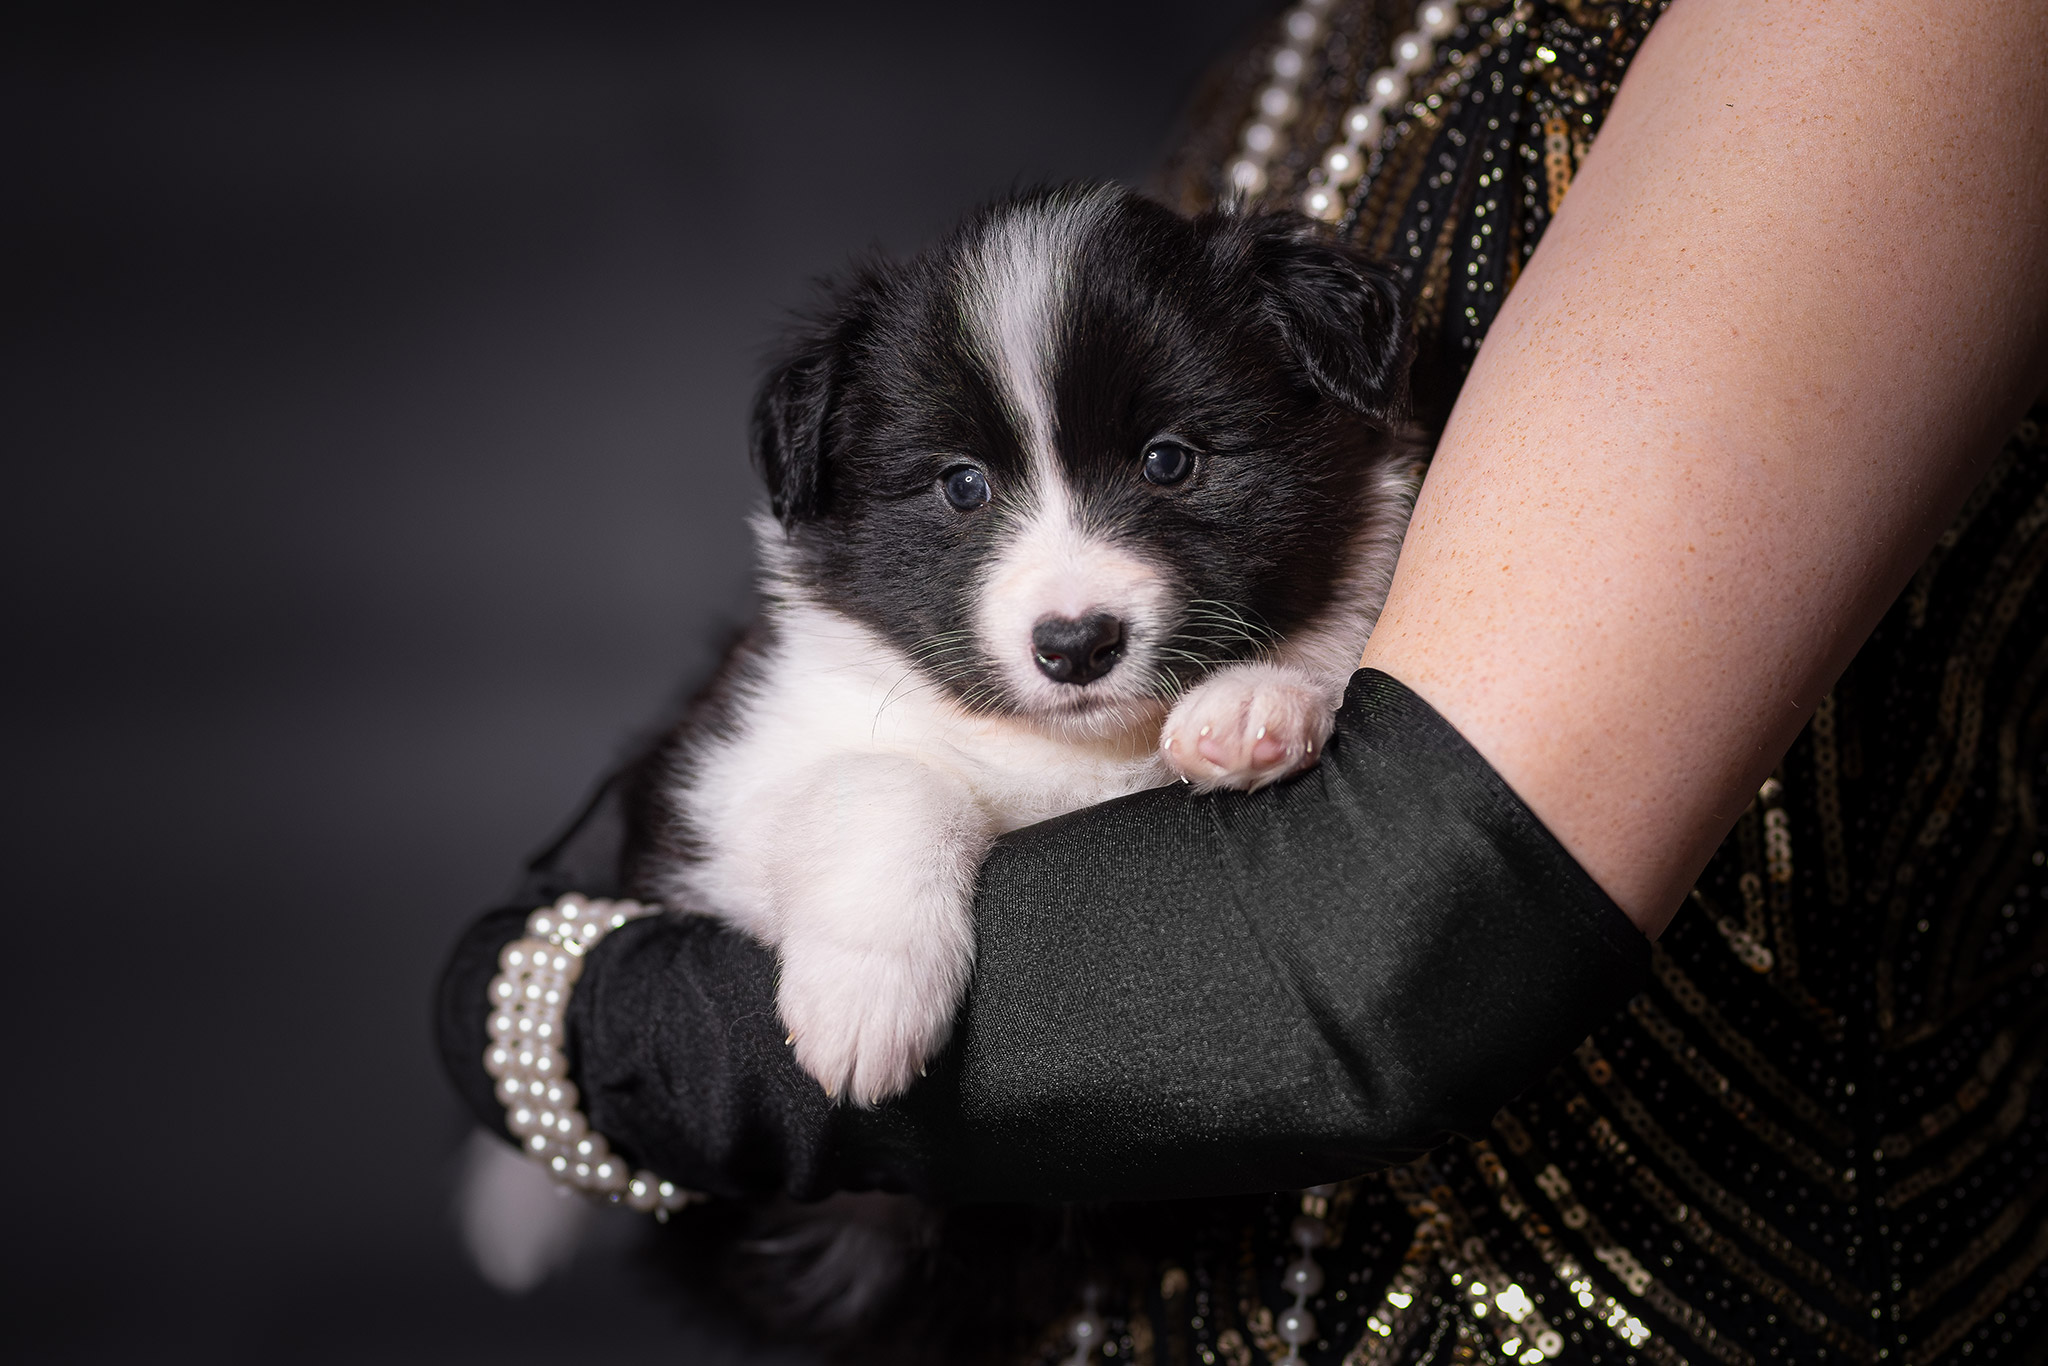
left=1021, top=2, right=2048, bottom=1364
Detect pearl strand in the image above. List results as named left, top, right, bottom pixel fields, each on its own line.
left=1224, top=1, right=1459, bottom=221
left=1274, top=1185, right=1337, bottom=1363
left=482, top=893, right=701, bottom=1219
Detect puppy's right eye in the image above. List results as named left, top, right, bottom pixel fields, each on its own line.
left=1142, top=440, right=1195, bottom=487
left=941, top=466, right=991, bottom=511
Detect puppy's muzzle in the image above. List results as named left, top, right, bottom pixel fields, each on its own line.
left=1032, top=613, right=1124, bottom=686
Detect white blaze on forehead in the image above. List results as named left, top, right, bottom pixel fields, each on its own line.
left=959, top=191, right=1170, bottom=730
left=960, top=190, right=1112, bottom=494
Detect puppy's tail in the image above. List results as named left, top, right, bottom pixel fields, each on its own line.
left=721, top=1192, right=941, bottom=1338
left=455, top=1128, right=592, bottom=1293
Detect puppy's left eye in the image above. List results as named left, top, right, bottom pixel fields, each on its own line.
left=941, top=465, right=991, bottom=511
left=1142, top=440, right=1195, bottom=487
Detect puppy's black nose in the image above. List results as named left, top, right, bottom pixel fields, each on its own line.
left=1032, top=614, right=1124, bottom=685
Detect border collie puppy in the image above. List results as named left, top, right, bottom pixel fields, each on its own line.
left=641, top=183, right=1419, bottom=1106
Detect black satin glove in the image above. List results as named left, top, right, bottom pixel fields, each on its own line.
left=438, top=669, right=1648, bottom=1203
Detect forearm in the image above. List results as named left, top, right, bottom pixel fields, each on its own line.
left=1361, top=0, right=2048, bottom=932
left=441, top=671, right=1647, bottom=1202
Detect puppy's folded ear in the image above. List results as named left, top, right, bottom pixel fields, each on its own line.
left=1242, top=214, right=1411, bottom=424
left=752, top=338, right=836, bottom=526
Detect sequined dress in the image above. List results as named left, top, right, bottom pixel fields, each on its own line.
left=1017, top=3, right=2048, bottom=1364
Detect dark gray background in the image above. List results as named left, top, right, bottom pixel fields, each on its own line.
left=5, top=3, right=1269, bottom=1360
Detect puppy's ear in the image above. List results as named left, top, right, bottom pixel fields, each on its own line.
left=751, top=338, right=836, bottom=526
left=1244, top=215, right=1411, bottom=423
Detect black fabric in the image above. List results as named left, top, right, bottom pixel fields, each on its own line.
left=438, top=669, right=1648, bottom=1203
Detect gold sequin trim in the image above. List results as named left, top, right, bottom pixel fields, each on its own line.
left=1647, top=946, right=1854, bottom=1148
left=1570, top=1040, right=1863, bottom=1308
left=1623, top=997, right=1856, bottom=1199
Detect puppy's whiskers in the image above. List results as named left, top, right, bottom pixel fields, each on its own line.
left=872, top=631, right=988, bottom=736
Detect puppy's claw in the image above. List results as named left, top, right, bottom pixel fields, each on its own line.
left=1162, top=664, right=1334, bottom=792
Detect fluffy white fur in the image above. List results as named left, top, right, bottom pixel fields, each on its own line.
left=660, top=201, right=1420, bottom=1104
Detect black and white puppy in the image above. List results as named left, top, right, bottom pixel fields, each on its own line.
left=642, top=183, right=1418, bottom=1106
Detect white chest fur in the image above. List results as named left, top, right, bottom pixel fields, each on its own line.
left=658, top=598, right=1178, bottom=1105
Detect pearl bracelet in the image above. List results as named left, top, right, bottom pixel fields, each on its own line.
left=483, top=893, right=701, bottom=1219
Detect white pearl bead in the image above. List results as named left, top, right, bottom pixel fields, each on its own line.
left=497, top=1074, right=524, bottom=1103
left=1367, top=67, right=1409, bottom=105
left=1228, top=159, right=1269, bottom=195
left=1417, top=1, right=1457, bottom=38
left=626, top=1173, right=660, bottom=1212
left=1291, top=1214, right=1331, bottom=1248
left=1343, top=104, right=1385, bottom=143
left=1278, top=1306, right=1318, bottom=1346
left=1393, top=33, right=1433, bottom=73
left=1258, top=85, right=1297, bottom=121
left=1303, top=186, right=1344, bottom=222
left=1270, top=46, right=1306, bottom=82
left=1243, top=120, right=1280, bottom=156
left=1322, top=144, right=1365, bottom=186
left=1284, top=1257, right=1326, bottom=1296
left=1284, top=9, right=1321, bottom=43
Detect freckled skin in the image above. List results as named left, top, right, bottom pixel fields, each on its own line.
left=1360, top=0, right=2048, bottom=935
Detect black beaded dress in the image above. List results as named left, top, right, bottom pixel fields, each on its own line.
left=999, top=3, right=2048, bottom=1365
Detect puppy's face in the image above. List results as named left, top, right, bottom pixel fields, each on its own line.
left=755, top=187, right=1411, bottom=737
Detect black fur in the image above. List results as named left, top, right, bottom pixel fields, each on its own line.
left=752, top=184, right=1413, bottom=712
left=637, top=185, right=1419, bottom=1357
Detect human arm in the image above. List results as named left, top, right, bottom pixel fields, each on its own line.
left=1360, top=0, right=2048, bottom=934
left=441, top=671, right=1647, bottom=1202
left=438, top=0, right=2048, bottom=1203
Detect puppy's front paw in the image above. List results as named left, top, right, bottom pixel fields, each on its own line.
left=778, top=938, right=965, bottom=1107
left=1161, top=664, right=1334, bottom=791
